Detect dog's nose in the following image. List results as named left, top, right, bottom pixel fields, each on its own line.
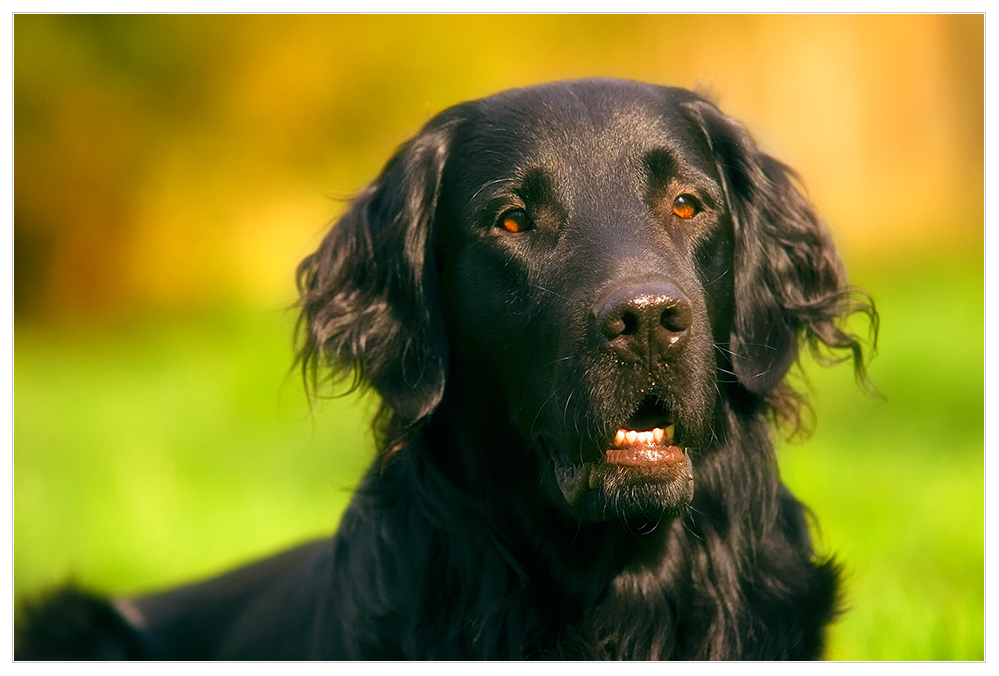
left=596, top=283, right=692, bottom=362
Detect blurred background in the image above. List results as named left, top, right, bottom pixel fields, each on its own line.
left=13, top=15, right=983, bottom=660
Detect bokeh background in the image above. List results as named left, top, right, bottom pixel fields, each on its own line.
left=13, top=15, right=983, bottom=660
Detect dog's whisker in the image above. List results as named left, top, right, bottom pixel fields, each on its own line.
left=713, top=343, right=737, bottom=357
left=528, top=283, right=571, bottom=301
left=703, top=267, right=731, bottom=288
left=562, top=390, right=575, bottom=425
left=529, top=386, right=565, bottom=439
left=467, top=176, right=518, bottom=205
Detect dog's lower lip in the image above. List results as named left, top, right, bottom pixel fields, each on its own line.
left=605, top=445, right=685, bottom=467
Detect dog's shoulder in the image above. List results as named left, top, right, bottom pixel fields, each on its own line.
left=17, top=538, right=341, bottom=660
left=15, top=587, right=144, bottom=660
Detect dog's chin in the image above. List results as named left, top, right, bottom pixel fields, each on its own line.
left=551, top=450, right=694, bottom=523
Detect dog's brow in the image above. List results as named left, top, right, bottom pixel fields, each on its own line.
left=467, top=177, right=519, bottom=206
left=520, top=166, right=561, bottom=206
left=644, top=148, right=718, bottom=187
left=643, top=148, right=678, bottom=179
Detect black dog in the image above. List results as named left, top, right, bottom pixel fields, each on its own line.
left=17, top=79, right=875, bottom=660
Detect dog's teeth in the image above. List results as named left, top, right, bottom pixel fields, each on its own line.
left=615, top=427, right=677, bottom=446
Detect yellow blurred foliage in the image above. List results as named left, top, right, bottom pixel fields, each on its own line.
left=14, top=14, right=983, bottom=320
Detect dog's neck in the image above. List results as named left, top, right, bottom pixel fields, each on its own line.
left=419, top=388, right=678, bottom=613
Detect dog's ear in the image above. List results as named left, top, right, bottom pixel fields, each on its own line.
left=683, top=100, right=876, bottom=423
left=296, top=112, right=464, bottom=429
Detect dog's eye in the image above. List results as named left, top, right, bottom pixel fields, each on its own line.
left=498, top=209, right=532, bottom=233
left=671, top=194, right=701, bottom=219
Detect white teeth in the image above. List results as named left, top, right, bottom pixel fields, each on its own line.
left=614, top=426, right=675, bottom=446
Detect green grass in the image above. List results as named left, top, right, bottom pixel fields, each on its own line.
left=14, top=256, right=983, bottom=660
left=778, top=253, right=984, bottom=659
left=14, top=309, right=377, bottom=596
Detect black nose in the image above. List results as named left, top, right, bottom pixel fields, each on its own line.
left=595, top=283, right=692, bottom=363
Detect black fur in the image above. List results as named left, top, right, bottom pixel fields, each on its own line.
left=16, top=79, right=876, bottom=660
left=15, top=588, right=145, bottom=660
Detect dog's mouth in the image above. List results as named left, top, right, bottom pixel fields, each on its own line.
left=548, top=394, right=694, bottom=520
left=605, top=395, right=684, bottom=467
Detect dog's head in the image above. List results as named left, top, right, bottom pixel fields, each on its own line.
left=298, top=80, right=873, bottom=523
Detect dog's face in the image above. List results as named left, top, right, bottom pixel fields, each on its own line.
left=299, top=80, right=857, bottom=526
left=434, top=83, right=734, bottom=521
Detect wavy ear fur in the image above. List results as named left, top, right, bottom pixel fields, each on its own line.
left=684, top=100, right=877, bottom=431
left=297, top=112, right=465, bottom=445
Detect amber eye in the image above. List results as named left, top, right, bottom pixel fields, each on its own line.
left=671, top=194, right=700, bottom=219
left=498, top=209, right=532, bottom=233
